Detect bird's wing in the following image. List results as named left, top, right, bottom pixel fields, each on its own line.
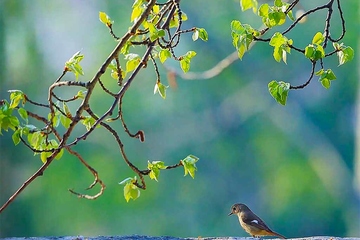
left=242, top=214, right=272, bottom=231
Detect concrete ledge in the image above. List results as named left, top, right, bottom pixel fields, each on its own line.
left=2, top=236, right=359, bottom=240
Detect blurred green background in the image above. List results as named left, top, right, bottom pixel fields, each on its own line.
left=0, top=0, right=359, bottom=238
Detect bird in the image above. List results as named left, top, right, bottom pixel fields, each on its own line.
left=228, top=203, right=286, bottom=239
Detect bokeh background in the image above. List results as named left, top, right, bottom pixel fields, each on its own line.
left=0, top=0, right=359, bottom=238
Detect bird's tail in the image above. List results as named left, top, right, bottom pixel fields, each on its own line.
left=271, top=231, right=286, bottom=239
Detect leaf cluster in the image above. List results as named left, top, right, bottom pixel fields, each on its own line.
left=234, top=0, right=354, bottom=105
left=0, top=0, right=205, bottom=212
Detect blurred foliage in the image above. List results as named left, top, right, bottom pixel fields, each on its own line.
left=0, top=0, right=359, bottom=238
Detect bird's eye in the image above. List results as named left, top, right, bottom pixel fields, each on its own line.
left=233, top=207, right=236, bottom=211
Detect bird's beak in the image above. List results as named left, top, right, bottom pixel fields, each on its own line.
left=228, top=212, right=233, bottom=216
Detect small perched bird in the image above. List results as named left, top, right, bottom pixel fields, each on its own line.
left=228, top=203, right=286, bottom=239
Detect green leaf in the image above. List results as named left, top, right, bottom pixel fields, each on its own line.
left=179, top=51, right=196, bottom=73
left=304, top=44, right=324, bottom=61
left=237, top=44, right=247, bottom=60
left=259, top=3, right=286, bottom=27
left=269, top=32, right=291, bottom=63
left=258, top=4, right=269, bottom=18
left=153, top=80, right=168, bottom=99
left=121, top=41, right=132, bottom=55
left=18, top=108, right=28, bottom=123
left=76, top=90, right=87, bottom=99
left=320, top=78, right=330, bottom=89
left=145, top=22, right=165, bottom=42
left=193, top=28, right=208, bottom=42
left=181, top=155, right=199, bottom=179
left=192, top=30, right=199, bottom=41
left=230, top=20, right=244, bottom=35
left=180, top=58, right=191, bottom=73
left=268, top=11, right=286, bottom=26
left=12, top=129, right=21, bottom=145
left=231, top=21, right=255, bottom=60
left=337, top=46, right=354, bottom=66
left=159, top=49, right=171, bottom=63
left=40, top=151, right=49, bottom=163
left=268, top=80, right=290, bottom=105
left=99, top=12, right=114, bottom=27
left=119, top=177, right=140, bottom=202
left=8, top=90, right=25, bottom=109
left=274, top=0, right=283, bottom=7
left=272, top=47, right=282, bottom=62
left=63, top=102, right=71, bottom=117
left=312, top=32, right=324, bottom=45
left=28, top=131, right=43, bottom=149
left=148, top=161, right=167, bottom=181
left=126, top=58, right=140, bottom=73
left=198, top=28, right=208, bottom=41
left=240, top=0, right=258, bottom=13
left=131, top=3, right=144, bottom=22
left=185, top=51, right=197, bottom=59
left=314, top=45, right=325, bottom=60
left=315, top=69, right=336, bottom=89
left=60, top=115, right=71, bottom=129
left=65, top=51, right=84, bottom=80
left=48, top=112, right=60, bottom=128
left=81, top=115, right=100, bottom=131
left=287, top=10, right=295, bottom=21
left=125, top=53, right=141, bottom=72
left=305, top=45, right=315, bottom=59
left=55, top=149, right=64, bottom=160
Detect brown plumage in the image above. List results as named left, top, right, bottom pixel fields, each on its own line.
left=229, top=203, right=286, bottom=239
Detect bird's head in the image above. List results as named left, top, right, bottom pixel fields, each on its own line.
left=228, top=203, right=249, bottom=216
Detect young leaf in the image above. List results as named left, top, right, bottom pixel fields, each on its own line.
left=12, top=129, right=21, bottom=145
left=198, top=28, right=209, bottom=41
left=274, top=0, right=282, bottom=7
left=76, top=90, right=87, bottom=99
left=181, top=155, right=199, bottom=179
left=180, top=58, right=191, bottom=73
left=55, top=149, right=64, bottom=160
left=153, top=80, right=168, bottom=99
left=99, top=12, right=114, bottom=27
left=315, top=69, right=336, bottom=89
left=179, top=51, right=197, bottom=73
left=18, top=108, right=28, bottom=123
left=63, top=102, right=72, bottom=118
left=193, top=28, right=208, bottom=42
left=258, top=4, right=269, bottom=18
left=185, top=51, right=197, bottom=59
left=131, top=4, right=144, bottom=22
left=60, top=115, right=71, bottom=129
left=268, top=80, right=290, bottom=105
left=240, top=0, right=258, bottom=13
left=312, top=32, right=324, bottom=45
left=269, top=32, right=291, bottom=63
left=159, top=49, right=171, bottom=63
left=304, top=44, right=324, bottom=61
left=48, top=112, right=60, bottom=128
left=40, top=152, right=50, bottom=163
left=148, top=161, right=167, bottom=181
left=231, top=20, right=256, bottom=60
left=125, top=53, right=141, bottom=72
left=65, top=51, right=84, bottom=80
left=119, top=177, right=140, bottom=202
left=81, top=115, right=100, bottom=131
left=304, top=45, right=314, bottom=59
left=337, top=46, right=354, bottom=66
left=192, top=30, right=199, bottom=41
left=8, top=90, right=25, bottom=109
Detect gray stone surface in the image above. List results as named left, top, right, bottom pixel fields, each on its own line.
left=1, top=236, right=359, bottom=240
